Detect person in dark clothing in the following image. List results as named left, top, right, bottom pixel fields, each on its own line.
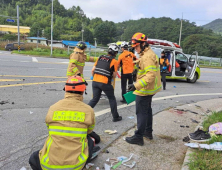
left=88, top=44, right=122, bottom=122
left=159, top=51, right=170, bottom=90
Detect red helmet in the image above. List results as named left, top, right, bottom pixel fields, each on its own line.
left=65, top=76, right=86, bottom=92
left=131, top=32, right=148, bottom=47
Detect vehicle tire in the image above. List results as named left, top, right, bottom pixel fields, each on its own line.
left=187, top=72, right=198, bottom=83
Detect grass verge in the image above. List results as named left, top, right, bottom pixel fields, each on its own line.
left=187, top=111, right=222, bottom=170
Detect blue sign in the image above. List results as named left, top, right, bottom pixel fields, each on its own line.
left=6, top=19, right=15, bottom=22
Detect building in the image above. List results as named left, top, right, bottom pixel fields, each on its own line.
left=26, top=37, right=47, bottom=46
left=62, top=40, right=96, bottom=48
left=0, top=25, right=30, bottom=34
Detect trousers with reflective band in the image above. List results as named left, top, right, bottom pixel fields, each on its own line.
left=40, top=126, right=88, bottom=170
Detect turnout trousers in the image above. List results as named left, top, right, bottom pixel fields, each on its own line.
left=135, top=95, right=153, bottom=138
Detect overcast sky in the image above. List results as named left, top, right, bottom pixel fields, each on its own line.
left=59, top=0, right=222, bottom=26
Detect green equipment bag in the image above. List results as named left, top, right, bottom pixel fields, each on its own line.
left=123, top=91, right=136, bottom=104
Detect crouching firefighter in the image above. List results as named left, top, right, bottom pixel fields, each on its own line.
left=29, top=75, right=97, bottom=170
left=88, top=45, right=122, bottom=122
left=67, top=41, right=97, bottom=78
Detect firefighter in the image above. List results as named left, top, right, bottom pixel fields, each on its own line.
left=67, top=41, right=97, bottom=78
left=117, top=41, right=137, bottom=103
left=125, top=33, right=162, bottom=146
left=88, top=45, right=122, bottom=122
left=159, top=51, right=170, bottom=90
left=29, top=76, right=96, bottom=170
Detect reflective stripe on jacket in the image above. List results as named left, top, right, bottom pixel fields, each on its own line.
left=67, top=48, right=97, bottom=77
left=39, top=93, right=95, bottom=170
left=134, top=47, right=162, bottom=96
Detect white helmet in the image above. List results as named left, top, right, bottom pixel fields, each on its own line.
left=121, top=41, right=128, bottom=49
left=108, top=44, right=119, bottom=53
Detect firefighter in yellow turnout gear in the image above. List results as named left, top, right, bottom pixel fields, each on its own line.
left=29, top=76, right=96, bottom=170
left=67, top=41, right=97, bottom=78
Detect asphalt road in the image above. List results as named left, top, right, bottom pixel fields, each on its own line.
left=1, top=51, right=222, bottom=169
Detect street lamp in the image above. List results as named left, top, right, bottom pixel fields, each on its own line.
left=81, top=29, right=84, bottom=42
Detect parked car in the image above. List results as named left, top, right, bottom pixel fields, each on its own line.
left=5, top=42, right=25, bottom=51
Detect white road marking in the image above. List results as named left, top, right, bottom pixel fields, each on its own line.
left=32, top=57, right=38, bottom=62
left=95, top=93, right=222, bottom=117
left=38, top=68, right=66, bottom=70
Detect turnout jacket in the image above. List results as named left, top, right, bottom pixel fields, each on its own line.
left=134, top=46, right=162, bottom=96
left=67, top=48, right=97, bottom=77
left=39, top=93, right=95, bottom=170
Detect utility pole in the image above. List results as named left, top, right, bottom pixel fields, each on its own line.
left=81, top=23, right=84, bottom=42
left=51, top=0, right=53, bottom=57
left=179, top=13, right=183, bottom=46
left=17, top=5, right=20, bottom=52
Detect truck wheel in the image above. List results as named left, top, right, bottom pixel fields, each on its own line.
left=187, top=72, right=198, bottom=83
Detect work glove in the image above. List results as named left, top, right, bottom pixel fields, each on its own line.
left=128, top=84, right=136, bottom=91
left=163, top=66, right=167, bottom=70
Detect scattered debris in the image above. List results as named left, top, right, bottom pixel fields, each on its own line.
left=20, top=167, right=27, bottom=170
left=183, top=136, right=190, bottom=142
left=185, top=142, right=222, bottom=151
left=191, top=118, right=199, bottom=123
left=30, top=111, right=33, bottom=114
left=117, top=156, right=128, bottom=161
left=176, top=93, right=178, bottom=95
left=173, top=86, right=176, bottom=88
left=122, top=154, right=136, bottom=168
left=128, top=116, right=135, bottom=119
left=0, top=101, right=9, bottom=105
left=176, top=101, right=179, bottom=103
left=105, top=130, right=117, bottom=135
left=187, top=110, right=198, bottom=115
left=104, top=163, right=111, bottom=170
left=112, top=161, right=122, bottom=169
left=106, top=150, right=109, bottom=153
left=96, top=167, right=100, bottom=170
left=12, top=102, right=14, bottom=104
left=180, top=125, right=189, bottom=128
left=86, top=163, right=94, bottom=169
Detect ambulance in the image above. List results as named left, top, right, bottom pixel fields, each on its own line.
left=148, top=39, right=200, bottom=83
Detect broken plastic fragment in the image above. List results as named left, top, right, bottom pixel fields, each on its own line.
left=104, top=163, right=111, bottom=170
left=86, top=163, right=94, bottom=169
left=128, top=116, right=135, bottom=119
left=20, top=167, right=27, bottom=170
left=30, top=111, right=33, bottom=114
left=105, top=130, right=117, bottom=135
left=122, top=154, right=136, bottom=168
left=117, top=156, right=127, bottom=161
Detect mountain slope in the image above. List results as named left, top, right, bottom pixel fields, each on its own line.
left=203, top=19, right=222, bottom=34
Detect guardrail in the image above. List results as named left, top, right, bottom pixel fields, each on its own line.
left=198, top=56, right=222, bottom=66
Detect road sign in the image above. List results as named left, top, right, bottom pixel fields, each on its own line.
left=6, top=19, right=15, bottom=22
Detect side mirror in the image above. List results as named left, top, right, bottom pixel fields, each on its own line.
left=190, top=58, right=195, bottom=62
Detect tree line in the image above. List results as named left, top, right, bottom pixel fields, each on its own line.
left=0, top=0, right=222, bottom=57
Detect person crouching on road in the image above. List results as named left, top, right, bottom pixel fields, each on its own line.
left=29, top=76, right=96, bottom=170
left=67, top=41, right=97, bottom=78
left=159, top=51, right=170, bottom=90
left=125, top=32, right=162, bottom=146
left=117, top=41, right=137, bottom=103
left=88, top=45, right=122, bottom=122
